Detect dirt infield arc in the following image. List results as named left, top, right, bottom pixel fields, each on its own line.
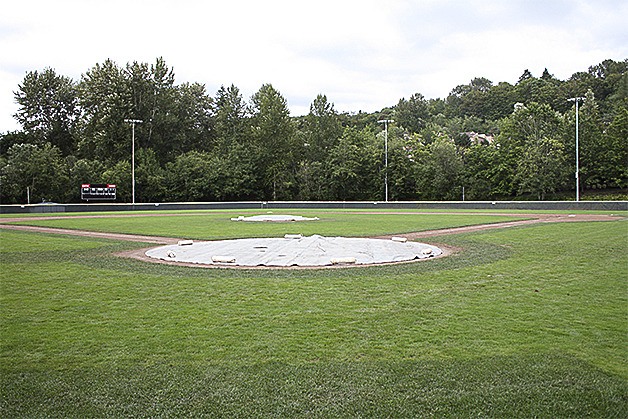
left=0, top=212, right=623, bottom=268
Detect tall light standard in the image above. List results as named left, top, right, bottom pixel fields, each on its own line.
left=124, top=119, right=142, bottom=205
left=567, top=97, right=584, bottom=201
left=377, top=119, right=394, bottom=202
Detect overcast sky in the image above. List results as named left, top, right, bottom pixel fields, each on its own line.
left=1, top=0, right=626, bottom=133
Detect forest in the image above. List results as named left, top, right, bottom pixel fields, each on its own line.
left=1, top=57, right=626, bottom=204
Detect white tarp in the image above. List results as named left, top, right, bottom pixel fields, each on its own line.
left=230, top=214, right=320, bottom=222
left=145, top=235, right=442, bottom=267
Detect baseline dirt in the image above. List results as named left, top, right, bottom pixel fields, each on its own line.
left=0, top=223, right=179, bottom=244
left=373, top=213, right=624, bottom=240
left=1, top=212, right=623, bottom=269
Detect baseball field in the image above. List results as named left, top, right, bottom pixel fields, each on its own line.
left=1, top=209, right=626, bottom=416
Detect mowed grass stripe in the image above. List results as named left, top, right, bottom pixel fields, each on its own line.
left=2, top=356, right=625, bottom=417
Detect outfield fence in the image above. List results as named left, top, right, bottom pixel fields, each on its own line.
left=1, top=200, right=627, bottom=214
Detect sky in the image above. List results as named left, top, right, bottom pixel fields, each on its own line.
left=1, top=0, right=627, bottom=133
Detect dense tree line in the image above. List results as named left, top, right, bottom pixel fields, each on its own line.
left=1, top=57, right=626, bottom=204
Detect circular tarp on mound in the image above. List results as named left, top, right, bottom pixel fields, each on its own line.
left=231, top=214, right=320, bottom=222
left=145, top=235, right=442, bottom=267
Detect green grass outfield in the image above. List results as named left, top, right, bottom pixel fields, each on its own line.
left=1, top=211, right=626, bottom=416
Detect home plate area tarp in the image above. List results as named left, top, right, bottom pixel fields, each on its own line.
left=145, top=235, right=443, bottom=267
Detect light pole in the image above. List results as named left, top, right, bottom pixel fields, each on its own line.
left=377, top=119, right=394, bottom=202
left=124, top=119, right=142, bottom=205
left=567, top=97, right=584, bottom=201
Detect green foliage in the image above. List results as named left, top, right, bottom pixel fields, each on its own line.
left=462, top=142, right=502, bottom=200
left=13, top=68, right=79, bottom=156
left=134, top=148, right=166, bottom=202
left=77, top=59, right=132, bottom=163
left=164, top=148, right=258, bottom=202
left=173, top=82, right=214, bottom=154
left=516, top=136, right=567, bottom=199
left=516, top=77, right=561, bottom=110
left=164, top=151, right=216, bottom=201
left=395, top=93, right=429, bottom=133
left=101, top=160, right=132, bottom=202
left=499, top=102, right=569, bottom=199
left=414, top=137, right=464, bottom=200
left=213, top=84, right=249, bottom=153
left=126, top=58, right=178, bottom=162
left=251, top=84, right=296, bottom=200
left=0, top=143, right=68, bottom=203
left=65, top=157, right=106, bottom=202
left=327, top=127, right=381, bottom=200
left=1, top=57, right=627, bottom=203
left=302, top=94, right=342, bottom=163
left=605, top=107, right=628, bottom=187
left=386, top=133, right=422, bottom=200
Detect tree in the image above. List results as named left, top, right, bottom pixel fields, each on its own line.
left=1, top=131, right=33, bottom=155
left=0, top=143, right=68, bottom=203
left=600, top=106, right=628, bottom=188
left=518, top=69, right=533, bottom=83
left=415, top=136, right=463, bottom=200
left=134, top=148, right=166, bottom=202
left=294, top=160, right=328, bottom=200
left=214, top=84, right=250, bottom=154
left=125, top=57, right=182, bottom=163
left=395, top=93, right=429, bottom=133
left=172, top=82, right=215, bottom=156
left=571, top=90, right=605, bottom=190
left=560, top=71, right=594, bottom=112
left=250, top=84, right=296, bottom=200
left=164, top=151, right=213, bottom=201
left=587, top=59, right=628, bottom=104
left=499, top=103, right=569, bottom=199
left=607, top=72, right=628, bottom=111
left=302, top=94, right=342, bottom=162
left=77, top=59, right=132, bottom=163
left=327, top=127, right=380, bottom=200
left=13, top=68, right=79, bottom=156
left=65, top=157, right=106, bottom=202
left=294, top=94, right=342, bottom=200
left=541, top=68, right=555, bottom=82
left=484, top=82, right=516, bottom=120
left=516, top=136, right=567, bottom=200
left=101, top=160, right=132, bottom=202
left=462, top=142, right=502, bottom=200
left=515, top=76, right=561, bottom=110
left=387, top=132, right=423, bottom=200
left=4, top=57, right=625, bottom=203
left=163, top=148, right=258, bottom=202
left=211, top=144, right=259, bottom=200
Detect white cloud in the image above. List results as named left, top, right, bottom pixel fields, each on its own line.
left=1, top=0, right=626, bottom=133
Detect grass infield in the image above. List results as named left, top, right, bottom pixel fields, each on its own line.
left=2, top=210, right=530, bottom=240
left=1, top=211, right=626, bottom=416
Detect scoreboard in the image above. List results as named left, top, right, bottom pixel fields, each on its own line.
left=81, top=184, right=117, bottom=201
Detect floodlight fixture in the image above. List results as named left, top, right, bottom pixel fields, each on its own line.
left=124, top=119, right=143, bottom=205
left=378, top=119, right=394, bottom=202
left=567, top=97, right=584, bottom=201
